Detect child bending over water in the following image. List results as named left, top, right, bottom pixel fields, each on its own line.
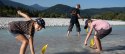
left=8, top=10, right=45, bottom=54
left=84, top=19, right=112, bottom=53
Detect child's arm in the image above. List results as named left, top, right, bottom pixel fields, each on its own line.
left=17, top=10, right=32, bottom=20
left=29, top=36, right=35, bottom=54
left=77, top=14, right=84, bottom=21
left=84, top=25, right=93, bottom=46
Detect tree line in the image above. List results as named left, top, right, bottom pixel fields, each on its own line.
left=0, top=5, right=125, bottom=21
left=92, top=11, right=125, bottom=21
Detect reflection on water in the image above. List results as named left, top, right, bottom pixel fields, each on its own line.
left=0, top=25, right=125, bottom=54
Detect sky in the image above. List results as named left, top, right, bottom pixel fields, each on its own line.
left=11, top=0, right=125, bottom=9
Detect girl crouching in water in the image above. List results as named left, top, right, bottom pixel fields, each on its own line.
left=84, top=19, right=112, bottom=53
left=8, top=10, right=45, bottom=54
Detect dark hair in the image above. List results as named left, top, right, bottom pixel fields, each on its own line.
left=77, top=4, right=80, bottom=8
left=84, top=19, right=92, bottom=29
left=35, top=18, right=45, bottom=28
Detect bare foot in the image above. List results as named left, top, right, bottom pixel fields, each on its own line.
left=89, top=45, right=97, bottom=49
left=67, top=31, right=70, bottom=37
left=89, top=44, right=97, bottom=49
left=77, top=32, right=81, bottom=40
left=66, top=34, right=71, bottom=40
left=95, top=49, right=101, bottom=54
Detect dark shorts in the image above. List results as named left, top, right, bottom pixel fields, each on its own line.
left=8, top=29, right=24, bottom=37
left=68, top=21, right=81, bottom=32
left=96, top=28, right=112, bottom=39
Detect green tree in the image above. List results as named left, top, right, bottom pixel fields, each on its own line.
left=116, top=13, right=125, bottom=21
left=101, top=11, right=115, bottom=20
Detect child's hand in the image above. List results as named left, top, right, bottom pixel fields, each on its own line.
left=84, top=40, right=87, bottom=46
left=17, top=10, right=22, bottom=14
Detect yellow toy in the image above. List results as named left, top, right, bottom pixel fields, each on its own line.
left=90, top=38, right=94, bottom=48
left=41, top=44, right=48, bottom=54
left=86, top=28, right=88, bottom=33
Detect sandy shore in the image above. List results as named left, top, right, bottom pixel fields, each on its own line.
left=0, top=17, right=125, bottom=29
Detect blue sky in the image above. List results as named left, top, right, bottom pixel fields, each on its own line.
left=11, top=0, right=125, bottom=9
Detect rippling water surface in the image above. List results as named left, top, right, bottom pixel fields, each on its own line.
left=0, top=25, right=125, bottom=54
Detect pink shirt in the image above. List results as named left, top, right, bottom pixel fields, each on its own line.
left=91, top=20, right=111, bottom=31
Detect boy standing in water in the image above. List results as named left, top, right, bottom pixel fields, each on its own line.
left=67, top=4, right=83, bottom=38
left=84, top=19, right=112, bottom=53
left=8, top=10, right=45, bottom=54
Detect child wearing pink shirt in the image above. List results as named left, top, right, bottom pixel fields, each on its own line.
left=84, top=19, right=112, bottom=53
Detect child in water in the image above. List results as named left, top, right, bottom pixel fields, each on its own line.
left=84, top=19, right=112, bottom=53
left=67, top=4, right=83, bottom=38
left=8, top=10, right=45, bottom=54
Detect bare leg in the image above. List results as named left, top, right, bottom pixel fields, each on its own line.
left=29, top=36, right=35, bottom=54
left=67, top=31, right=71, bottom=40
left=94, top=36, right=102, bottom=53
left=67, top=31, right=70, bottom=37
left=77, top=32, right=81, bottom=40
left=16, top=34, right=29, bottom=54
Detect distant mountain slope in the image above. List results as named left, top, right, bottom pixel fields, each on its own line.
left=81, top=7, right=125, bottom=16
left=0, top=0, right=37, bottom=11
left=40, top=4, right=75, bottom=17
left=41, top=4, right=125, bottom=17
left=0, top=0, right=125, bottom=18
left=42, top=4, right=74, bottom=14
left=0, top=0, right=4, bottom=5
left=30, top=4, right=48, bottom=10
